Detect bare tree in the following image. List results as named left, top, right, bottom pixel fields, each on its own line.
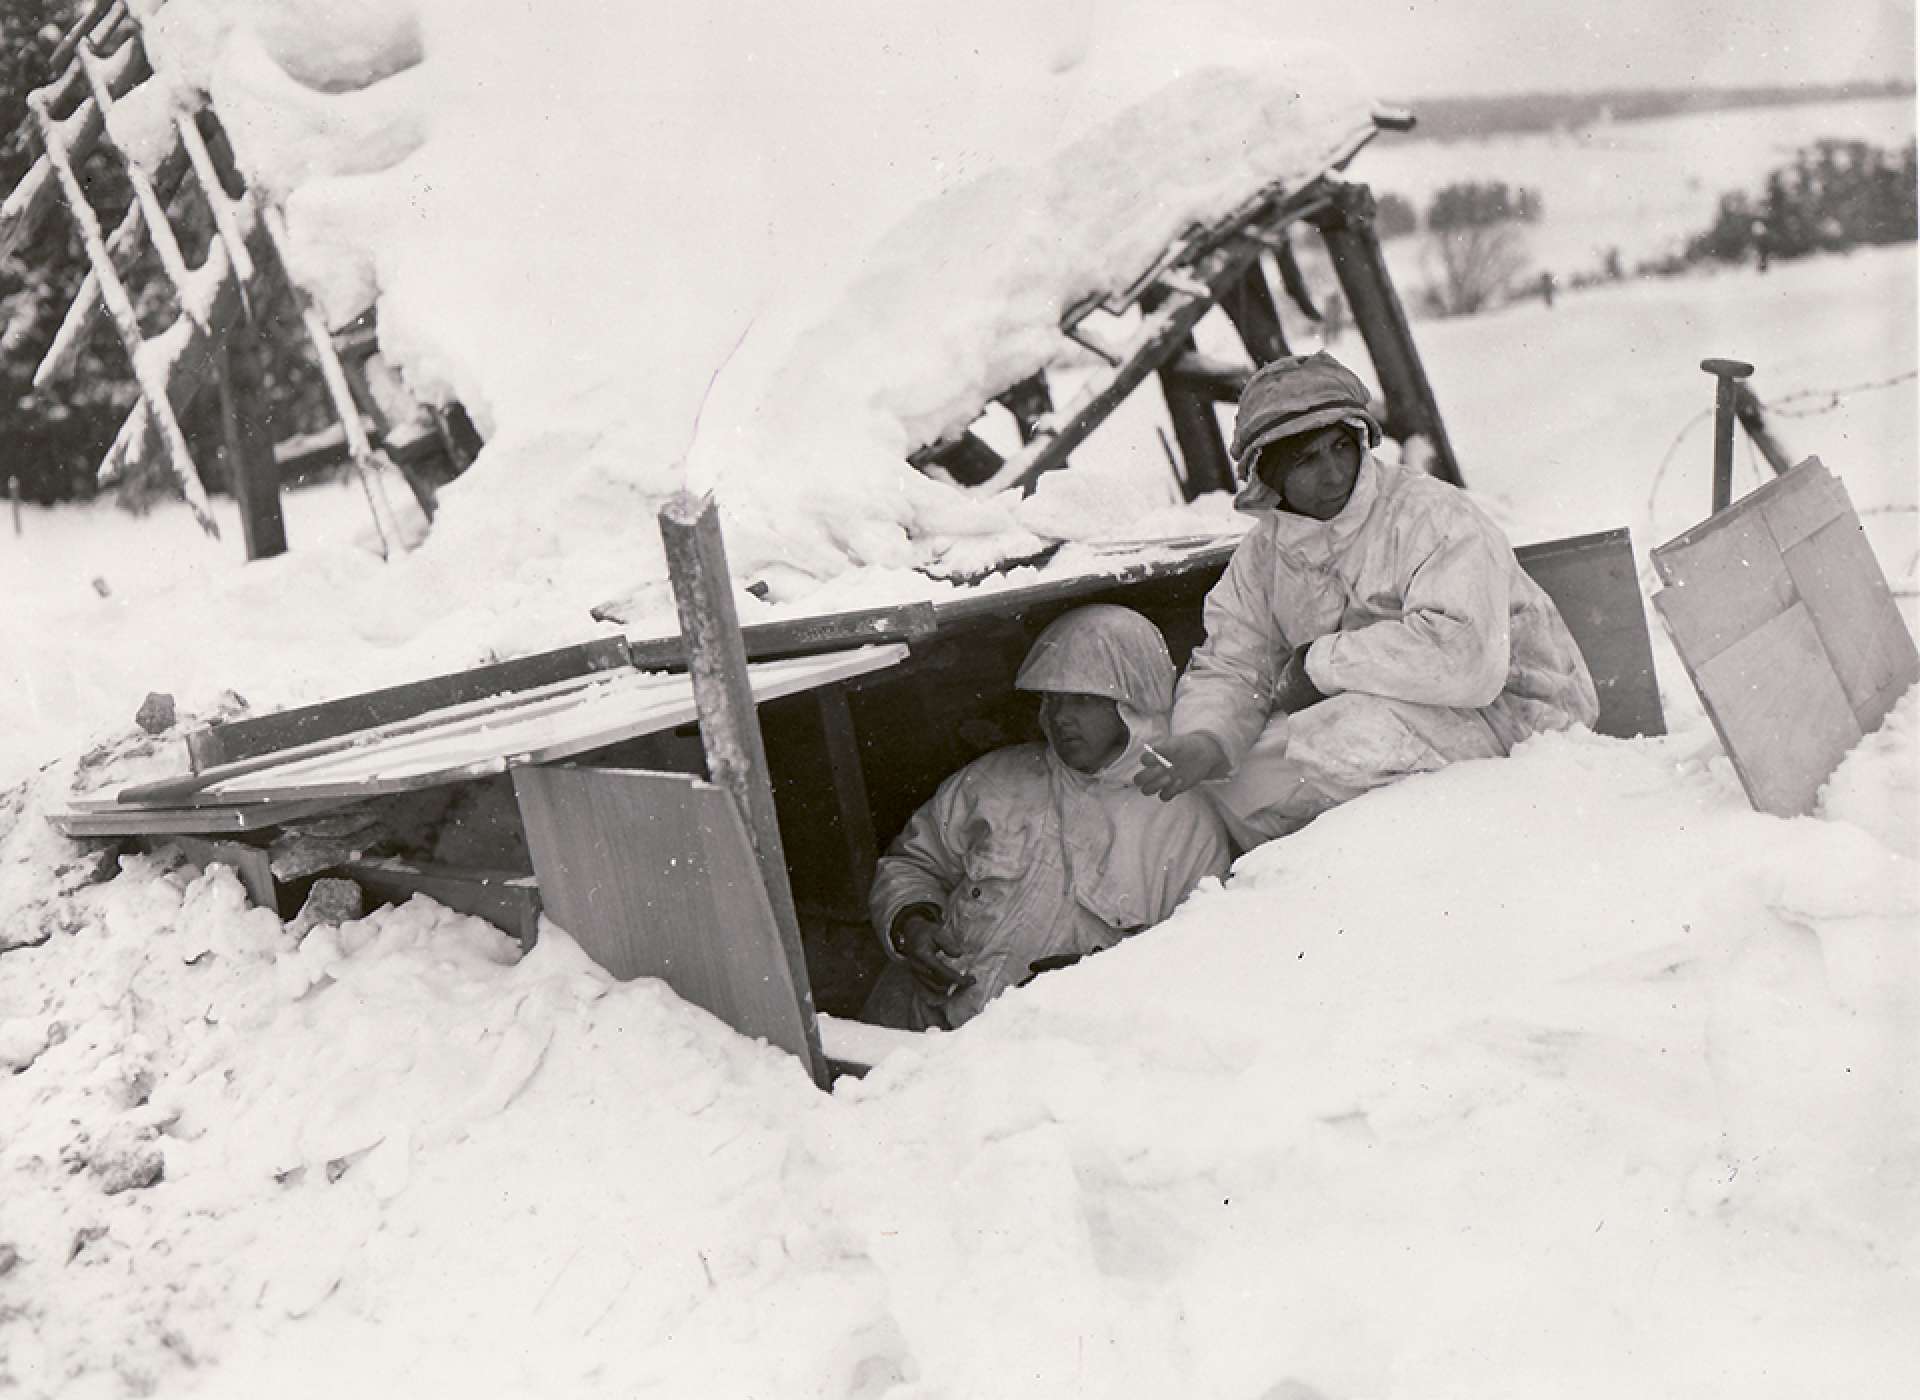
left=1422, top=222, right=1531, bottom=316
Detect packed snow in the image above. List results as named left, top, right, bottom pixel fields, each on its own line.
left=2, top=1, right=1917, bottom=1396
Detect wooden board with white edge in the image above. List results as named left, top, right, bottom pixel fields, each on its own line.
left=83, top=645, right=909, bottom=812
left=1652, top=457, right=1918, bottom=817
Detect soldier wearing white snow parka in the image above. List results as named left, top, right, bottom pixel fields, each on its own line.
left=865, top=605, right=1230, bottom=1031
left=1134, top=350, right=1599, bottom=849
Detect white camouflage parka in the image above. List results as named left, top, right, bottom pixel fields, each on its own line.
left=870, top=607, right=1230, bottom=1026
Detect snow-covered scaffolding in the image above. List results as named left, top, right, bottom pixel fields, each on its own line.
left=0, top=0, right=442, bottom=558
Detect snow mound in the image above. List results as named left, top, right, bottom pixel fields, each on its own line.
left=4, top=721, right=1916, bottom=1397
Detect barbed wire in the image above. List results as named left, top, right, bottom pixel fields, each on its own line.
left=1763, top=369, right=1919, bottom=419
left=1644, top=368, right=1919, bottom=528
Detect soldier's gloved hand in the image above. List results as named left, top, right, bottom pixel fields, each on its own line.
left=899, top=911, right=974, bottom=999
left=1273, top=641, right=1329, bottom=714
left=1134, top=732, right=1228, bottom=801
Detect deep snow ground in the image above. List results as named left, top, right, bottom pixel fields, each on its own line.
left=0, top=4, right=1915, bottom=1391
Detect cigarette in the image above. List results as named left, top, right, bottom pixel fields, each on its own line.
left=1142, top=745, right=1172, bottom=769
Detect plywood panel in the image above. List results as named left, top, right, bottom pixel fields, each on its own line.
left=1782, top=515, right=1920, bottom=731
left=1755, top=456, right=1846, bottom=552
left=512, top=764, right=827, bottom=1083
left=1687, top=602, right=1863, bottom=817
left=1650, top=511, right=1797, bottom=666
left=1514, top=528, right=1665, bottom=738
left=117, top=645, right=909, bottom=808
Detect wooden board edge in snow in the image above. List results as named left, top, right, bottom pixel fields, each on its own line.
left=513, top=764, right=828, bottom=1086
left=341, top=857, right=543, bottom=949
left=163, top=645, right=910, bottom=808
left=1512, top=526, right=1666, bottom=739
left=186, top=635, right=635, bottom=772
left=49, top=796, right=350, bottom=838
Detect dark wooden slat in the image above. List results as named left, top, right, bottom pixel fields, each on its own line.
left=1156, top=333, right=1235, bottom=499
left=1162, top=352, right=1251, bottom=403
left=1310, top=183, right=1464, bottom=487
left=1513, top=528, right=1666, bottom=739
left=909, top=430, right=1004, bottom=486
left=157, top=834, right=277, bottom=911
left=50, top=797, right=348, bottom=838
left=996, top=374, right=1053, bottom=444
left=659, top=493, right=829, bottom=1087
left=1733, top=385, right=1795, bottom=477
left=342, top=857, right=542, bottom=949
left=623, top=602, right=938, bottom=670
left=814, top=685, right=879, bottom=917
left=514, top=764, right=829, bottom=1083
left=979, top=234, right=1274, bottom=497
left=1218, top=259, right=1291, bottom=365
left=187, top=637, right=634, bottom=771
left=219, top=335, right=287, bottom=562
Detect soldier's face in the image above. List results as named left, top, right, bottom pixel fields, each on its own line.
left=1257, top=426, right=1361, bottom=520
left=1039, top=691, right=1129, bottom=773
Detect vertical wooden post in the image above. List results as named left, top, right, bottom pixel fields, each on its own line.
left=1310, top=183, right=1465, bottom=487
left=814, top=685, right=879, bottom=917
left=1701, top=358, right=1755, bottom=515
left=1219, top=260, right=1290, bottom=366
left=217, top=335, right=287, bottom=561
left=8, top=476, right=19, bottom=536
left=1143, top=287, right=1234, bottom=499
left=658, top=491, right=829, bottom=1087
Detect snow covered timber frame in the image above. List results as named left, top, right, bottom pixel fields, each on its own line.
left=0, top=0, right=470, bottom=558
left=906, top=111, right=1464, bottom=501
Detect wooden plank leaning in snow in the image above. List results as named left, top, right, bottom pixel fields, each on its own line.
left=514, top=765, right=829, bottom=1086
left=99, top=646, right=909, bottom=809
left=1652, top=456, right=1920, bottom=817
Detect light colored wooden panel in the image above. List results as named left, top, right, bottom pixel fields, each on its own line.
left=168, top=645, right=907, bottom=806
left=1755, top=456, right=1846, bottom=553
left=1650, top=510, right=1797, bottom=667
left=1689, top=602, right=1863, bottom=817
left=512, top=764, right=827, bottom=1082
left=1782, top=514, right=1920, bottom=731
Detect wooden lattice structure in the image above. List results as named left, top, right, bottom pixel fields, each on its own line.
left=908, top=113, right=1464, bottom=501
left=1, top=0, right=470, bottom=559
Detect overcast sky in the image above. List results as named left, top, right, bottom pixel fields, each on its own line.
left=1260, top=0, right=1916, bottom=98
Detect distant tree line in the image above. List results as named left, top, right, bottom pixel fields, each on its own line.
left=1377, top=81, right=1913, bottom=146
left=1684, top=137, right=1918, bottom=269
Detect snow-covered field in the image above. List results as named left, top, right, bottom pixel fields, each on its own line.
left=2, top=2, right=1917, bottom=1396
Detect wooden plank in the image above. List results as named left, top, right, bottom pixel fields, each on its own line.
left=972, top=232, right=1273, bottom=497
left=1310, top=184, right=1463, bottom=487
left=160, top=835, right=278, bottom=911
left=1648, top=510, right=1797, bottom=667
left=1675, top=601, right=1863, bottom=817
left=341, top=857, right=541, bottom=949
left=1781, top=514, right=1920, bottom=731
left=1218, top=259, right=1290, bottom=365
left=184, top=647, right=906, bottom=806
left=1514, top=528, right=1666, bottom=738
left=513, top=765, right=827, bottom=1083
left=49, top=797, right=348, bottom=838
left=187, top=636, right=634, bottom=771
left=219, top=336, right=287, bottom=563
left=815, top=685, right=880, bottom=915
left=150, top=666, right=641, bottom=804
left=619, top=601, right=939, bottom=668
left=658, top=493, right=828, bottom=1088
left=1156, top=331, right=1235, bottom=499
left=1755, top=455, right=1845, bottom=553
